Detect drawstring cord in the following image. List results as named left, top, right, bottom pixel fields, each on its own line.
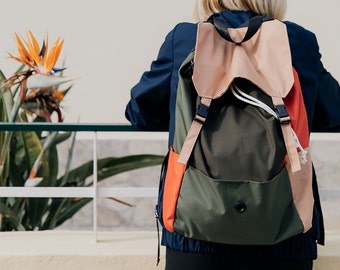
left=231, top=83, right=308, bottom=164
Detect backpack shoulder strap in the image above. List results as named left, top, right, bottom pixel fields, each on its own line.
left=177, top=97, right=211, bottom=164
left=272, top=96, right=302, bottom=172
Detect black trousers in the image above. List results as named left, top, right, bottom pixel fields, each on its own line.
left=165, top=248, right=313, bottom=270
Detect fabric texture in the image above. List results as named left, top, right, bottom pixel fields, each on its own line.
left=165, top=248, right=313, bottom=270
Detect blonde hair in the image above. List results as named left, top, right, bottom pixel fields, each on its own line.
left=194, top=0, right=287, bottom=22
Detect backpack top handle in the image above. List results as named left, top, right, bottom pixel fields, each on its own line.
left=208, top=14, right=265, bottom=45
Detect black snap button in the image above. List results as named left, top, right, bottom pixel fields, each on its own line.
left=234, top=201, right=247, bottom=213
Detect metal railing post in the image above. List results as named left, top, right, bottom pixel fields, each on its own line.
left=93, top=131, right=98, bottom=243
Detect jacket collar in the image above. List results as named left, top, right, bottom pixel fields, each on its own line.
left=219, top=10, right=258, bottom=27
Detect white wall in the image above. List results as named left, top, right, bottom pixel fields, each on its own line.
left=0, top=0, right=338, bottom=124
left=286, top=0, right=340, bottom=79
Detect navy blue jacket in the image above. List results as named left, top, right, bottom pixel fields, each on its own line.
left=125, top=11, right=340, bottom=258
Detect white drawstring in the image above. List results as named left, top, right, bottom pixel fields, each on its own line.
left=231, top=84, right=277, bottom=117
left=291, top=128, right=308, bottom=164
left=231, top=83, right=308, bottom=164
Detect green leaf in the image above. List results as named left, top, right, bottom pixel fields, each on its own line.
left=20, top=131, right=43, bottom=171
left=0, top=69, right=6, bottom=81
left=1, top=88, right=14, bottom=119
left=41, top=154, right=164, bottom=230
left=0, top=82, right=15, bottom=178
left=44, top=144, right=59, bottom=186
left=95, top=155, right=164, bottom=180
left=52, top=132, right=72, bottom=145
left=59, top=132, right=76, bottom=187
left=0, top=201, right=25, bottom=231
left=26, top=198, right=49, bottom=230
left=41, top=197, right=91, bottom=230
left=55, top=198, right=91, bottom=227
left=8, top=154, right=25, bottom=186
left=59, top=154, right=164, bottom=187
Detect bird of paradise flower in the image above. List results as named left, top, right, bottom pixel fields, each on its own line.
left=0, top=31, right=76, bottom=184
left=1, top=31, right=75, bottom=122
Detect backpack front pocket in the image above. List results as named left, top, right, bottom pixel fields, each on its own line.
left=173, top=166, right=304, bottom=245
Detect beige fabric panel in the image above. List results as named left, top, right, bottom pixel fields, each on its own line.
left=287, top=149, right=314, bottom=232
left=193, top=19, right=294, bottom=99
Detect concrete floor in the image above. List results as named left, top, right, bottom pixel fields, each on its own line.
left=0, top=230, right=339, bottom=270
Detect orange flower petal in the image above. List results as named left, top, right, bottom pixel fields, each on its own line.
left=13, top=33, right=33, bottom=67
left=9, top=31, right=64, bottom=74
left=28, top=31, right=40, bottom=54
left=44, top=37, right=64, bottom=73
left=53, top=90, right=65, bottom=101
left=27, top=31, right=41, bottom=66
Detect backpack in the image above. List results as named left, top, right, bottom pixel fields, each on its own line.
left=156, top=14, right=314, bottom=246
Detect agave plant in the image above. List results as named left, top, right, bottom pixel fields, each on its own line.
left=0, top=31, right=163, bottom=231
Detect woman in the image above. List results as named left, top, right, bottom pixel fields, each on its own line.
left=126, top=0, right=340, bottom=269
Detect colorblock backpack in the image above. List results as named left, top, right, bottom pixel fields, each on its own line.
left=156, top=14, right=314, bottom=246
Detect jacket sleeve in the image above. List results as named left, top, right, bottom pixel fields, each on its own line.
left=125, top=28, right=175, bottom=131
left=286, top=21, right=340, bottom=132
left=304, top=31, right=340, bottom=132
left=312, top=59, right=340, bottom=131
